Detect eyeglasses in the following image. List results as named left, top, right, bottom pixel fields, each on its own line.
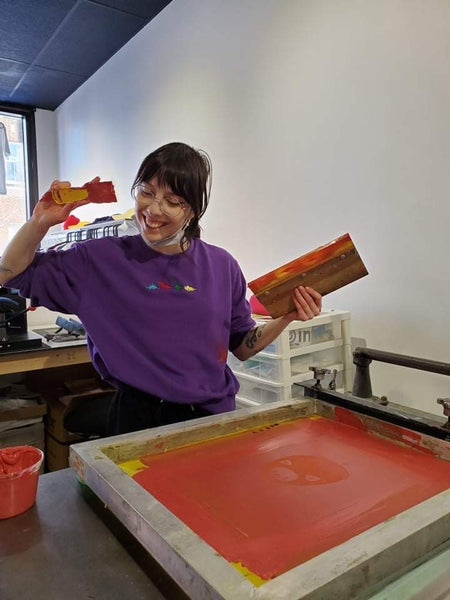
left=134, top=185, right=187, bottom=218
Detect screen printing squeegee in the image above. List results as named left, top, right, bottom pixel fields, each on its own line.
left=248, top=233, right=368, bottom=318
left=51, top=181, right=117, bottom=205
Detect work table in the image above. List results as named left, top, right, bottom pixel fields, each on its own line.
left=0, top=468, right=187, bottom=600
left=0, top=343, right=90, bottom=376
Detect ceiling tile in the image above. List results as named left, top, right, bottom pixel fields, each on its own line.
left=35, top=1, right=146, bottom=77
left=0, top=0, right=78, bottom=63
left=0, top=0, right=173, bottom=109
left=88, top=0, right=171, bottom=20
left=0, top=59, right=29, bottom=99
left=10, top=65, right=85, bottom=110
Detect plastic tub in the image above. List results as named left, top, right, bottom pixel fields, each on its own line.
left=0, top=446, right=44, bottom=519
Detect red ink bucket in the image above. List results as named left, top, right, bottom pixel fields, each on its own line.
left=0, top=446, right=44, bottom=519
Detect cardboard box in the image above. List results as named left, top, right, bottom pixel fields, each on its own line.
left=45, top=388, right=114, bottom=443
left=0, top=398, right=47, bottom=422
left=45, top=432, right=70, bottom=472
left=46, top=395, right=84, bottom=443
left=0, top=421, right=45, bottom=451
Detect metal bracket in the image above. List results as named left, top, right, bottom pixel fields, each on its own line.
left=437, top=398, right=450, bottom=429
left=328, top=368, right=338, bottom=391
left=309, top=367, right=331, bottom=389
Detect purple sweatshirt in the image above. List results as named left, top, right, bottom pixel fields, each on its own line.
left=6, top=236, right=255, bottom=414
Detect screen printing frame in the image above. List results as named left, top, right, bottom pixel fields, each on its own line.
left=70, top=398, right=450, bottom=600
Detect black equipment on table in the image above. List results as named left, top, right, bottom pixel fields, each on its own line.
left=0, top=288, right=42, bottom=353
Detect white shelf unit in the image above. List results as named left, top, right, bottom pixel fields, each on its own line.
left=230, top=309, right=352, bottom=408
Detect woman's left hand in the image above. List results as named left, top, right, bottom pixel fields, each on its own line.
left=287, top=286, right=322, bottom=321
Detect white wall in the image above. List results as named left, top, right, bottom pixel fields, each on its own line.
left=48, top=0, right=450, bottom=415
left=35, top=108, right=59, bottom=195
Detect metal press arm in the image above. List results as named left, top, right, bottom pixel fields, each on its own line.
left=352, top=347, right=450, bottom=422
left=352, top=347, right=450, bottom=398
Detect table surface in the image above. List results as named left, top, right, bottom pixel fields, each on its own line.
left=1, top=468, right=448, bottom=600
left=0, top=343, right=90, bottom=375
left=0, top=468, right=187, bottom=600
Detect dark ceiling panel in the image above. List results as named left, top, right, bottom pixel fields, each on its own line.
left=10, top=65, right=85, bottom=111
left=0, top=0, right=78, bottom=63
left=0, top=0, right=173, bottom=109
left=35, top=2, right=146, bottom=77
left=89, top=0, right=171, bottom=20
left=0, top=58, right=28, bottom=94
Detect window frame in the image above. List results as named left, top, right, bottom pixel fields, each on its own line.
left=0, top=102, right=39, bottom=219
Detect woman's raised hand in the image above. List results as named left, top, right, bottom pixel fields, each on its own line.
left=31, top=180, right=93, bottom=230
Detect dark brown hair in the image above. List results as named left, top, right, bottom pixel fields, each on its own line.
left=132, top=142, right=211, bottom=250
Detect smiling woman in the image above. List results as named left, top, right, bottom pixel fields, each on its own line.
left=133, top=178, right=193, bottom=251
left=0, top=106, right=38, bottom=255
left=0, top=141, right=322, bottom=437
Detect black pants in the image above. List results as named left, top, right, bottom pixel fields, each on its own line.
left=107, top=383, right=211, bottom=436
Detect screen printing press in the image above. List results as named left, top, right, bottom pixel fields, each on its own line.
left=65, top=347, right=450, bottom=600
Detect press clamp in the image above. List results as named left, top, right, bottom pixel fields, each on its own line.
left=437, top=398, right=450, bottom=429
left=309, top=367, right=337, bottom=390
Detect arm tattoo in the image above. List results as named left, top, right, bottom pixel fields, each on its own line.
left=0, top=265, right=13, bottom=274
left=245, top=325, right=264, bottom=350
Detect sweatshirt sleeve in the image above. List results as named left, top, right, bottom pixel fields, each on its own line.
left=228, top=260, right=256, bottom=351
left=4, top=244, right=90, bottom=315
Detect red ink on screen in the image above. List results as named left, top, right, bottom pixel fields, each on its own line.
left=132, top=417, right=450, bottom=580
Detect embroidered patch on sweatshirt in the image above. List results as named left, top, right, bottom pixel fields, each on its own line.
left=146, top=278, right=196, bottom=292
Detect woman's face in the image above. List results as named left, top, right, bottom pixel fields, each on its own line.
left=134, top=176, right=193, bottom=247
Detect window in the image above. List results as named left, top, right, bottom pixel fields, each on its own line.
left=0, top=105, right=38, bottom=254
left=6, top=142, right=25, bottom=183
